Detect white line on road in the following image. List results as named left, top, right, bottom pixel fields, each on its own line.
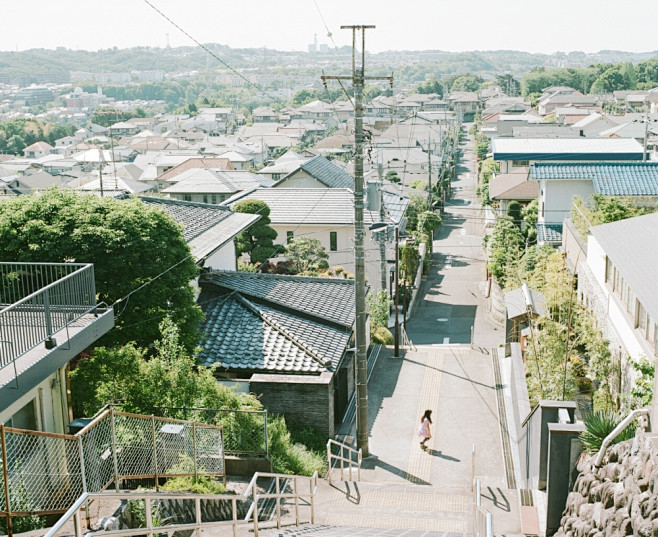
left=443, top=337, right=450, bottom=344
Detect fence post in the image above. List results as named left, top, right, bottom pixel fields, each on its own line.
left=77, top=436, right=91, bottom=527
left=471, top=444, right=476, bottom=491
left=275, top=476, right=281, bottom=529
left=0, top=425, right=13, bottom=537
left=263, top=410, right=268, bottom=458
left=326, top=442, right=332, bottom=485
left=192, top=422, right=197, bottom=481
left=151, top=416, right=159, bottom=491
left=109, top=408, right=120, bottom=491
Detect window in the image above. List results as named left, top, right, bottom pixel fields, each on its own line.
left=183, top=194, right=191, bottom=202
left=286, top=231, right=294, bottom=244
left=8, top=399, right=38, bottom=431
left=203, top=195, right=208, bottom=204
left=605, top=257, right=613, bottom=283
left=272, top=173, right=281, bottom=181
left=330, top=231, right=337, bottom=252
left=211, top=194, right=217, bottom=204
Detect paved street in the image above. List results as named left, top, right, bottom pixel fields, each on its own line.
left=332, top=129, right=522, bottom=535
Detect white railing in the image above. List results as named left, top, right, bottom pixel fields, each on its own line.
left=327, top=438, right=362, bottom=485
left=473, top=478, right=493, bottom=537
left=593, top=408, right=650, bottom=468
left=45, top=470, right=318, bottom=537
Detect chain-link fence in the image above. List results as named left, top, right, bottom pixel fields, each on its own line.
left=146, top=406, right=268, bottom=457
left=0, top=409, right=225, bottom=523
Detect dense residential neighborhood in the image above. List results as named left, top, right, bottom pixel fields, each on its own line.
left=1, top=25, right=658, bottom=537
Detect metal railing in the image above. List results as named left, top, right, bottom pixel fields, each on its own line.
left=326, top=438, right=362, bottom=485
left=0, top=262, right=98, bottom=370
left=44, top=471, right=319, bottom=537
left=473, top=478, right=493, bottom=537
left=0, top=409, right=225, bottom=535
left=593, top=408, right=649, bottom=468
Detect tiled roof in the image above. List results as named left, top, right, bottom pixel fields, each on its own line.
left=295, top=155, right=354, bottom=189
left=198, top=294, right=349, bottom=373
left=141, top=197, right=258, bottom=260
left=530, top=162, right=658, bottom=196
left=226, top=188, right=408, bottom=227
left=203, top=271, right=356, bottom=328
left=537, top=223, right=563, bottom=243
left=158, top=157, right=234, bottom=181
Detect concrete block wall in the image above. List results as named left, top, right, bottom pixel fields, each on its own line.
left=250, top=372, right=334, bottom=437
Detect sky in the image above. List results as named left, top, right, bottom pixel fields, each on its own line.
left=2, top=0, right=658, bottom=55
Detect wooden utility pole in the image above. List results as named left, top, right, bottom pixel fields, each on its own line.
left=322, top=26, right=392, bottom=457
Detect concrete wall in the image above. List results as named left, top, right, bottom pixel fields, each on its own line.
left=521, top=401, right=577, bottom=490
left=276, top=171, right=325, bottom=188
left=546, top=423, right=585, bottom=535
left=540, top=179, right=594, bottom=225
left=249, top=372, right=335, bottom=437
left=204, top=241, right=238, bottom=272
left=510, top=344, right=532, bottom=486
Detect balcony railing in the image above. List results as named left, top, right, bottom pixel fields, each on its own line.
left=0, top=262, right=98, bottom=370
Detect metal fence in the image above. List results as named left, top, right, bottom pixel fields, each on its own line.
left=0, top=409, right=225, bottom=526
left=0, top=262, right=97, bottom=370
left=145, top=406, right=268, bottom=457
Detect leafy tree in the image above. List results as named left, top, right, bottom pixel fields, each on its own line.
left=448, top=74, right=483, bottom=93
left=485, top=217, right=524, bottom=287
left=405, top=194, right=428, bottom=232
left=285, top=237, right=329, bottom=273
left=590, top=66, right=626, bottom=94
left=507, top=201, right=522, bottom=227
left=522, top=199, right=538, bottom=244
left=70, top=318, right=259, bottom=418
left=416, top=79, right=443, bottom=97
left=233, top=199, right=279, bottom=265
left=367, top=290, right=393, bottom=345
left=495, top=74, right=520, bottom=96
left=385, top=170, right=401, bottom=183
left=417, top=211, right=442, bottom=235
left=7, top=134, right=26, bottom=154
left=0, top=189, right=201, bottom=349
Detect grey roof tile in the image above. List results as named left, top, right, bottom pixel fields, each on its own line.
left=537, top=223, right=563, bottom=243
left=295, top=155, right=354, bottom=189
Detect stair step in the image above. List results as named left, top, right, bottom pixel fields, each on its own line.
left=258, top=523, right=469, bottom=537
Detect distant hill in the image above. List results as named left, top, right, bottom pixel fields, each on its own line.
left=0, top=45, right=656, bottom=87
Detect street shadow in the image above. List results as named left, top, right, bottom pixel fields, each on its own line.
left=361, top=454, right=432, bottom=486
left=424, top=448, right=460, bottom=462
left=401, top=356, right=494, bottom=391
left=366, top=350, right=405, bottom=430
left=482, top=486, right=511, bottom=512
left=330, top=480, right=361, bottom=505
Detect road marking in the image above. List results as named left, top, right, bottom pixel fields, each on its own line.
left=436, top=318, right=448, bottom=322
left=443, top=337, right=450, bottom=344
left=460, top=228, right=466, bottom=235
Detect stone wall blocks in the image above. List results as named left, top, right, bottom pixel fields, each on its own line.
left=651, top=518, right=658, bottom=537
left=636, top=516, right=653, bottom=537
left=590, top=483, right=604, bottom=503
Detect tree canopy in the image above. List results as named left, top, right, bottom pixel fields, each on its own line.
left=233, top=199, right=279, bottom=264
left=285, top=237, right=329, bottom=274
left=0, top=189, right=201, bottom=349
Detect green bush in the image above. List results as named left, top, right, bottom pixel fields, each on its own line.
left=161, top=475, right=226, bottom=494
left=267, top=416, right=326, bottom=476
left=580, top=411, right=635, bottom=454
left=371, top=326, right=394, bottom=345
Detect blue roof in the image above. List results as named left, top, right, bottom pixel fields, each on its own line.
left=537, top=223, right=563, bottom=243
left=530, top=162, right=658, bottom=196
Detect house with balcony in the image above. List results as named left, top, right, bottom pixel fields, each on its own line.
left=0, top=263, right=114, bottom=434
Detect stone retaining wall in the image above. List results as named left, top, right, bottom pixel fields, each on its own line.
left=556, top=430, right=658, bottom=537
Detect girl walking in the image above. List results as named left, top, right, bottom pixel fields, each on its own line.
left=417, top=409, right=432, bottom=449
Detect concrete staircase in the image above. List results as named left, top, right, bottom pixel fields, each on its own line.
left=257, top=478, right=473, bottom=537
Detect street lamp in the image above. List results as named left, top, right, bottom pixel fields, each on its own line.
left=370, top=222, right=400, bottom=357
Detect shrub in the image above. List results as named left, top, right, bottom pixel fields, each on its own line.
left=161, top=476, right=226, bottom=494
left=267, top=416, right=326, bottom=476
left=580, top=411, right=635, bottom=454
left=371, top=326, right=394, bottom=345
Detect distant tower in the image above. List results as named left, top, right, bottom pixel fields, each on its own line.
left=165, top=33, right=170, bottom=49
left=308, top=34, right=318, bottom=53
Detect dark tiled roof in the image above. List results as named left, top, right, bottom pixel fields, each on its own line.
left=297, top=155, right=354, bottom=189
left=198, top=293, right=350, bottom=373
left=140, top=196, right=232, bottom=241
left=530, top=162, right=658, bottom=196
left=537, top=223, right=563, bottom=243
left=203, top=271, right=355, bottom=328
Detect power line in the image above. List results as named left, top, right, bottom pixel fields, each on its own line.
left=142, top=0, right=282, bottom=104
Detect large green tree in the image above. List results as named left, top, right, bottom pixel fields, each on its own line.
left=0, top=189, right=201, bottom=349
left=285, top=237, right=329, bottom=274
left=233, top=199, right=279, bottom=264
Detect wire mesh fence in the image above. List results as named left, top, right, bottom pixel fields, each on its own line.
left=0, top=409, right=226, bottom=523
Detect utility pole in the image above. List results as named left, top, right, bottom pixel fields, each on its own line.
left=322, top=26, right=392, bottom=458
left=378, top=163, right=387, bottom=294
left=427, top=132, right=432, bottom=210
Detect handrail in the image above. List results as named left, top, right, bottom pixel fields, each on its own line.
left=473, top=478, right=494, bottom=537
left=45, top=471, right=320, bottom=537
left=327, top=438, right=362, bottom=485
left=593, top=408, right=649, bottom=467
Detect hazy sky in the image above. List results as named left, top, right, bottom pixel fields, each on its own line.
left=2, top=0, right=657, bottom=54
